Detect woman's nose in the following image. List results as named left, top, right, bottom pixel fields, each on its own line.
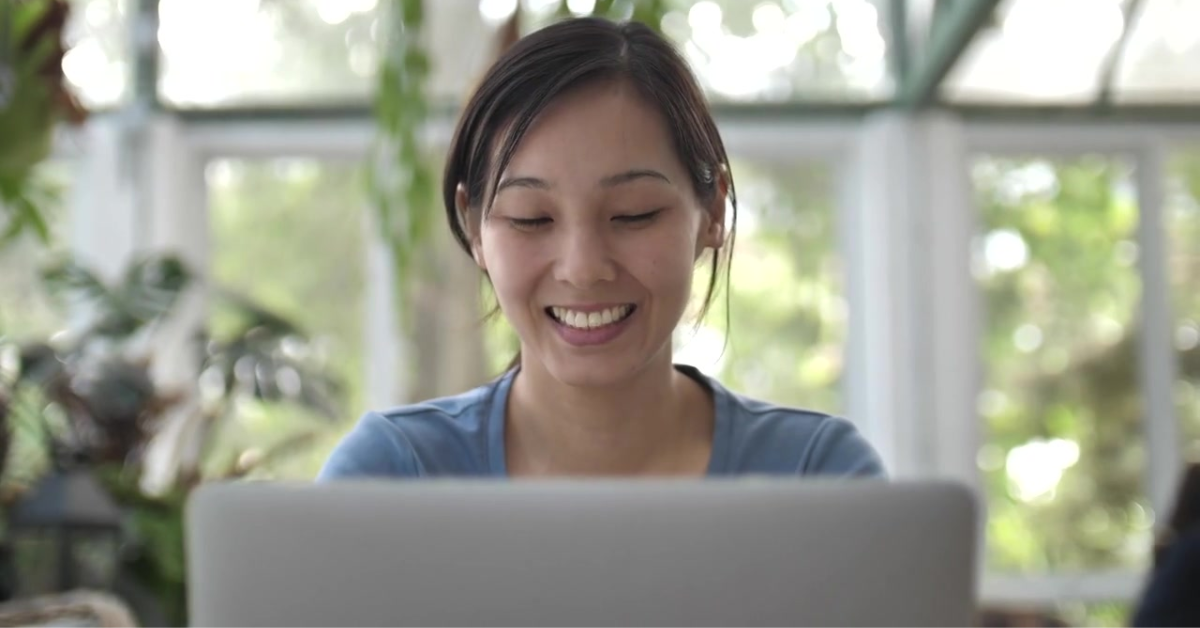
left=553, top=226, right=618, bottom=289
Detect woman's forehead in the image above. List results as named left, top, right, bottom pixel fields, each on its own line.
left=499, top=81, right=685, bottom=179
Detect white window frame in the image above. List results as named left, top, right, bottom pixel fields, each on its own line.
left=961, top=122, right=1200, bottom=605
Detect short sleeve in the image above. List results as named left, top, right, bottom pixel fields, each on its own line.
left=798, top=417, right=887, bottom=478
left=316, top=412, right=420, bottom=480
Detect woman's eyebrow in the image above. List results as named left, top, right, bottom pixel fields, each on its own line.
left=496, top=176, right=550, bottom=193
left=600, top=169, right=671, bottom=187
left=495, top=169, right=671, bottom=194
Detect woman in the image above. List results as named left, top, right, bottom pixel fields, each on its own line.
left=1132, top=463, right=1200, bottom=626
left=319, top=17, right=883, bottom=479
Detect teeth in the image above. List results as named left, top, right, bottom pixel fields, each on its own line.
left=551, top=305, right=632, bottom=330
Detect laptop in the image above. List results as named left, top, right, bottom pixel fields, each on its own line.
left=186, top=479, right=978, bottom=627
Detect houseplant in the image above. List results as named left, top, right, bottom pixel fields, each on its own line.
left=0, top=253, right=343, bottom=624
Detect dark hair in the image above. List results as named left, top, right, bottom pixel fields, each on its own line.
left=442, top=17, right=737, bottom=364
left=1153, top=463, right=1200, bottom=565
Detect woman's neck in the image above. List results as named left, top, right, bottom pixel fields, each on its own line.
left=505, top=353, right=714, bottom=477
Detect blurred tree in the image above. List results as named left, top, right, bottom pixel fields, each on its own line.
left=974, top=155, right=1147, bottom=572
left=973, top=152, right=1200, bottom=578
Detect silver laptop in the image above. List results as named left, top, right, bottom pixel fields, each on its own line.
left=186, top=479, right=978, bottom=627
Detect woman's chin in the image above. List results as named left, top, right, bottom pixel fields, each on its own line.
left=532, top=342, right=674, bottom=390
left=544, top=358, right=635, bottom=389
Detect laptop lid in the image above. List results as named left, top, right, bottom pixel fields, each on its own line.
left=186, top=479, right=977, bottom=627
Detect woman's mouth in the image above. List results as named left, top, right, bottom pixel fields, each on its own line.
left=546, top=305, right=635, bottom=329
left=545, top=305, right=637, bottom=347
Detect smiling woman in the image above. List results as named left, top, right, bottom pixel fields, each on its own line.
left=317, top=16, right=883, bottom=481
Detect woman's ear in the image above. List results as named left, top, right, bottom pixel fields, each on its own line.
left=456, top=183, right=487, bottom=270
left=700, top=171, right=729, bottom=250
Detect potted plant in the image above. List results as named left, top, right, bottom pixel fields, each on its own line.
left=1, top=253, right=343, bottom=625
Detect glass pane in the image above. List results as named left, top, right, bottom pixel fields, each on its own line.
left=12, top=531, right=59, bottom=597
left=1167, top=148, right=1200, bottom=460
left=160, top=0, right=378, bottom=106
left=517, top=0, right=893, bottom=102
left=63, top=0, right=131, bottom=109
left=944, top=0, right=1122, bottom=103
left=158, top=0, right=500, bottom=107
left=206, top=158, right=368, bottom=479
left=70, top=533, right=119, bottom=589
left=1114, top=0, right=1200, bottom=103
left=973, top=154, right=1153, bottom=572
left=675, top=160, right=845, bottom=415
left=0, top=162, right=73, bottom=342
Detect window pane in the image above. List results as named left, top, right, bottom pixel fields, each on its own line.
left=1168, top=148, right=1200, bottom=460
left=522, top=0, right=893, bottom=102
left=973, top=155, right=1153, bottom=572
left=160, top=0, right=380, bottom=106
left=1114, top=0, right=1200, bottom=103
left=945, top=0, right=1120, bottom=104
left=63, top=0, right=131, bottom=109
left=676, top=160, right=845, bottom=415
left=206, top=158, right=367, bottom=479
left=158, top=0, right=500, bottom=107
left=157, top=0, right=892, bottom=108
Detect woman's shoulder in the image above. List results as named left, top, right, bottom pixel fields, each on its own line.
left=703, top=375, right=886, bottom=478
left=316, top=373, right=512, bottom=480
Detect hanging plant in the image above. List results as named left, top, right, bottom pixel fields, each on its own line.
left=0, top=0, right=86, bottom=247
left=367, top=0, right=435, bottom=283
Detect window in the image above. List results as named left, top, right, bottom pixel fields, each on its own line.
left=158, top=0, right=502, bottom=107
left=972, top=154, right=1153, bottom=574
left=63, top=0, right=131, bottom=109
left=159, top=0, right=381, bottom=106
left=205, top=158, right=369, bottom=479
left=520, top=0, right=893, bottom=102
left=945, top=0, right=1200, bottom=104
left=677, top=160, right=846, bottom=415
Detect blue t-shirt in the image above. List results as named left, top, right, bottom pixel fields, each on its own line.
left=318, top=365, right=885, bottom=479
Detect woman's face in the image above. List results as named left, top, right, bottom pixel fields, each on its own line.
left=466, top=80, right=725, bottom=388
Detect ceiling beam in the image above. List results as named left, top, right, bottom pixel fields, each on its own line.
left=895, top=0, right=1003, bottom=109
left=1096, top=0, right=1147, bottom=106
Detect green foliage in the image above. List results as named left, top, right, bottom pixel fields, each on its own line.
left=41, top=254, right=190, bottom=339
left=0, top=0, right=62, bottom=246
left=974, top=156, right=1155, bottom=573
left=95, top=464, right=189, bottom=626
left=1, top=248, right=345, bottom=623
left=0, top=0, right=84, bottom=250
left=368, top=0, right=436, bottom=283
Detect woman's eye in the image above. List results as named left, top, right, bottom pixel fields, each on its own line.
left=508, top=217, right=552, bottom=231
left=612, top=209, right=663, bottom=225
